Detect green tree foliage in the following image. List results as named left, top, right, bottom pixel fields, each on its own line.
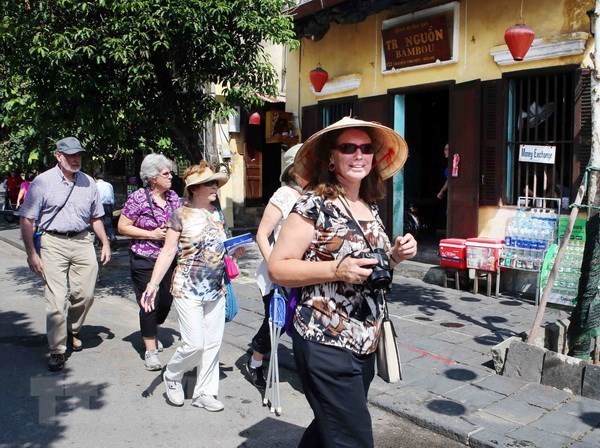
left=0, top=0, right=297, bottom=168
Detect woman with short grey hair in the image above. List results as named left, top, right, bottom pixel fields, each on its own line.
left=118, top=153, right=180, bottom=371
left=139, top=153, right=174, bottom=187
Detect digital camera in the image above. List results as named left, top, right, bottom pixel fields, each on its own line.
left=353, top=248, right=393, bottom=291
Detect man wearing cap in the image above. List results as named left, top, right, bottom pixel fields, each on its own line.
left=20, top=136, right=111, bottom=371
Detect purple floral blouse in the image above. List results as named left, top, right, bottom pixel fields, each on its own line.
left=121, top=187, right=181, bottom=259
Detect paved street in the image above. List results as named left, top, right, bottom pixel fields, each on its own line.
left=0, top=220, right=598, bottom=448
left=0, top=227, right=463, bottom=448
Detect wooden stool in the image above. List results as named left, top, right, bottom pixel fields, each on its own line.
left=443, top=268, right=463, bottom=290
left=473, top=270, right=497, bottom=297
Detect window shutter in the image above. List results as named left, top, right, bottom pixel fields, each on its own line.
left=301, top=105, right=319, bottom=141
left=480, top=80, right=505, bottom=206
left=574, top=68, right=592, bottom=177
left=357, top=95, right=390, bottom=125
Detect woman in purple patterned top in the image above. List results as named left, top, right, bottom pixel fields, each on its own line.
left=118, top=153, right=181, bottom=371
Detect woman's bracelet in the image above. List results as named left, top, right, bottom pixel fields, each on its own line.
left=147, top=281, right=160, bottom=289
left=389, top=251, right=401, bottom=264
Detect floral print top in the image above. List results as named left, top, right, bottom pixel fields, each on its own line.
left=121, top=187, right=180, bottom=259
left=168, top=205, right=227, bottom=302
left=292, top=192, right=392, bottom=355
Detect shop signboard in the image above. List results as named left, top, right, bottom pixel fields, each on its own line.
left=382, top=15, right=451, bottom=70
left=518, top=144, right=556, bottom=164
left=557, top=217, right=586, bottom=242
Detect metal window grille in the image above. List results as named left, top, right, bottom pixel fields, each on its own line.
left=319, top=99, right=356, bottom=127
left=506, top=72, right=573, bottom=205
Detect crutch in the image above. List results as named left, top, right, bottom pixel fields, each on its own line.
left=263, top=285, right=286, bottom=416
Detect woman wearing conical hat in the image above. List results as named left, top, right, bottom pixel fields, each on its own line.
left=269, top=117, right=417, bottom=447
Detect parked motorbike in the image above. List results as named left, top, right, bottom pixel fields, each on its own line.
left=404, top=203, right=424, bottom=239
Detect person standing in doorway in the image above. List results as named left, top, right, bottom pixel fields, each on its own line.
left=436, top=143, right=450, bottom=200
left=94, top=172, right=117, bottom=248
left=20, top=136, right=111, bottom=371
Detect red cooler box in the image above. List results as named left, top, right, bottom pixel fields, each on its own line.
left=465, top=238, right=504, bottom=272
left=439, top=238, right=467, bottom=269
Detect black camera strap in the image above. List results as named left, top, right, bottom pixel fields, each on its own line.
left=339, top=195, right=375, bottom=252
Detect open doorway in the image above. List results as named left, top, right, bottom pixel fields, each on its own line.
left=403, top=88, right=449, bottom=245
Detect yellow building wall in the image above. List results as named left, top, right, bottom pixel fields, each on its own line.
left=286, top=0, right=593, bottom=116
left=285, top=0, right=594, bottom=238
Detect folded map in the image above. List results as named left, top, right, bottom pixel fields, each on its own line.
left=223, top=232, right=254, bottom=255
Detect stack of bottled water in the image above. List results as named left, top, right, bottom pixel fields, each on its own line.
left=502, top=208, right=557, bottom=270
left=552, top=240, right=584, bottom=297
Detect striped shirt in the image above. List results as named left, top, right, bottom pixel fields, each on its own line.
left=20, top=166, right=104, bottom=233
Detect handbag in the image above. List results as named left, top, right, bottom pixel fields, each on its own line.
left=376, top=298, right=402, bottom=383
left=224, top=256, right=239, bottom=279
left=224, top=273, right=238, bottom=322
left=284, top=287, right=300, bottom=337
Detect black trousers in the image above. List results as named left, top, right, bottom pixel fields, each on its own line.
left=129, top=250, right=175, bottom=338
left=250, top=289, right=275, bottom=355
left=292, top=329, right=375, bottom=448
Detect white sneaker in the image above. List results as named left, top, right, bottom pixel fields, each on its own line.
left=156, top=338, right=163, bottom=352
left=192, top=394, right=224, bottom=412
left=144, top=349, right=161, bottom=371
left=163, top=372, right=184, bottom=406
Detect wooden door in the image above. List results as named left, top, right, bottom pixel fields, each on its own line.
left=448, top=80, right=481, bottom=238
left=245, top=150, right=262, bottom=200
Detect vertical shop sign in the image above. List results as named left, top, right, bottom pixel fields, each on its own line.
left=382, top=15, right=451, bottom=70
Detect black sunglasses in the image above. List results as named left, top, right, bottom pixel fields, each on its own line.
left=200, top=180, right=219, bottom=187
left=334, top=143, right=376, bottom=155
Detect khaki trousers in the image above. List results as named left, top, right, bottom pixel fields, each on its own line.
left=40, top=231, right=98, bottom=354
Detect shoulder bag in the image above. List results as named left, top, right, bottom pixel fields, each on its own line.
left=216, top=205, right=239, bottom=322
left=224, top=273, right=238, bottom=322
left=376, top=298, right=402, bottom=383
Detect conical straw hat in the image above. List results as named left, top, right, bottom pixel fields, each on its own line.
left=294, top=116, right=408, bottom=181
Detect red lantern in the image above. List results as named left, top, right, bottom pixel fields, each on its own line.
left=309, top=64, right=329, bottom=93
left=249, top=112, right=261, bottom=125
left=504, top=23, right=535, bottom=61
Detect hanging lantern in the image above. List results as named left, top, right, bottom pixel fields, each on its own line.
left=504, top=23, right=535, bottom=61
left=309, top=63, right=329, bottom=93
left=249, top=112, right=261, bottom=125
